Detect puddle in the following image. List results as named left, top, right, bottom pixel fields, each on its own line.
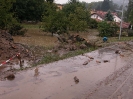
left=0, top=59, right=32, bottom=72
left=0, top=49, right=132, bottom=99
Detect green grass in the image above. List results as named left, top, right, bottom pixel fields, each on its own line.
left=22, top=23, right=41, bottom=29
left=33, top=47, right=96, bottom=66
left=108, top=37, right=133, bottom=42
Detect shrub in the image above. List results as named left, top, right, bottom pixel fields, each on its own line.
left=9, top=24, right=26, bottom=36
left=98, top=21, right=118, bottom=37
left=128, top=30, right=133, bottom=36
left=88, top=19, right=98, bottom=29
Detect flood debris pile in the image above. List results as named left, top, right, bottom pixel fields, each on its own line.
left=0, top=30, right=32, bottom=62
left=52, top=34, right=95, bottom=53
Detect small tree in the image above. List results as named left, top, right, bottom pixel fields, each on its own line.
left=42, top=6, right=68, bottom=36
left=105, top=11, right=114, bottom=21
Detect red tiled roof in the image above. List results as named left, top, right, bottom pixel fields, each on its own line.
left=91, top=10, right=118, bottom=19
left=116, top=22, right=130, bottom=29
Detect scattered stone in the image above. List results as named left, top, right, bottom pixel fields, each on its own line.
left=74, top=76, right=79, bottom=83
left=103, top=60, right=109, bottom=63
left=120, top=54, right=124, bottom=57
left=96, top=60, right=101, bottom=63
left=88, top=56, right=94, bottom=60
left=115, top=50, right=121, bottom=54
left=0, top=30, right=32, bottom=61
left=83, top=61, right=89, bottom=65
left=80, top=44, right=87, bottom=49
left=5, top=74, right=15, bottom=80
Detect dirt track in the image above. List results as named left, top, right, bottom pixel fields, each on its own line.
left=0, top=42, right=133, bottom=99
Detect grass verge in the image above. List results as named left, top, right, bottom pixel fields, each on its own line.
left=33, top=47, right=96, bottom=66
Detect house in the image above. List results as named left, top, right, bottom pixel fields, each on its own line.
left=90, top=10, right=121, bottom=23
left=116, top=22, right=130, bottom=29
left=57, top=4, right=63, bottom=10
left=113, top=15, right=121, bottom=23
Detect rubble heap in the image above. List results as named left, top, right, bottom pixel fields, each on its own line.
left=53, top=34, right=95, bottom=53
left=0, top=30, right=31, bottom=61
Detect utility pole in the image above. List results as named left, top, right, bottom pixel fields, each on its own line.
left=119, top=0, right=126, bottom=40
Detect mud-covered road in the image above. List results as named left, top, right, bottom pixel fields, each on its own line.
left=0, top=42, right=133, bottom=99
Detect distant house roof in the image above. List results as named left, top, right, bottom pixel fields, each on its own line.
left=91, top=10, right=118, bottom=20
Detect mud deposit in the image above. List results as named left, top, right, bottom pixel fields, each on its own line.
left=1, top=42, right=133, bottom=99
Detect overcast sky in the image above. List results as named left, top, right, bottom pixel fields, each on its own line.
left=55, top=0, right=103, bottom=4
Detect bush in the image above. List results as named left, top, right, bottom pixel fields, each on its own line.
left=9, top=24, right=26, bottom=36
left=128, top=30, right=133, bottom=36
left=98, top=21, right=118, bottom=37
left=88, top=19, right=98, bottom=29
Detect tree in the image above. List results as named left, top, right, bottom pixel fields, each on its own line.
left=13, top=0, right=45, bottom=21
left=127, top=0, right=133, bottom=23
left=0, top=0, right=25, bottom=35
left=43, top=11, right=68, bottom=36
left=101, top=0, right=110, bottom=11
left=129, top=9, right=133, bottom=24
left=42, top=2, right=68, bottom=36
left=62, top=0, right=90, bottom=32
left=105, top=11, right=114, bottom=21
left=0, top=0, right=16, bottom=29
left=67, top=7, right=89, bottom=31
left=42, top=0, right=91, bottom=35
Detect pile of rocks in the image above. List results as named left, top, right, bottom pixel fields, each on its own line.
left=53, top=34, right=94, bottom=53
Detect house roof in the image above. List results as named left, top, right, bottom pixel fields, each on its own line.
left=91, top=10, right=118, bottom=19
left=116, top=22, right=130, bottom=29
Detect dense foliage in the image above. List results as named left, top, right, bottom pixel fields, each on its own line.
left=105, top=11, right=114, bottom=21
left=12, top=0, right=45, bottom=22
left=127, top=0, right=133, bottom=24
left=42, top=0, right=91, bottom=35
left=0, top=0, right=16, bottom=29
left=98, top=21, right=118, bottom=37
left=0, top=0, right=25, bottom=35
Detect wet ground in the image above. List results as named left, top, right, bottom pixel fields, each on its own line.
left=0, top=43, right=133, bottom=99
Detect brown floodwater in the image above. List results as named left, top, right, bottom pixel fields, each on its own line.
left=0, top=48, right=132, bottom=99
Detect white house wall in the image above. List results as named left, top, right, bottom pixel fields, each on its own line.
left=113, top=15, right=121, bottom=23
left=91, top=14, right=103, bottom=21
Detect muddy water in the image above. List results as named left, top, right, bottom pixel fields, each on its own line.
left=0, top=50, right=131, bottom=99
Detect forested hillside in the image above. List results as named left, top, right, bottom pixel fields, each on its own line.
left=112, top=0, right=128, bottom=6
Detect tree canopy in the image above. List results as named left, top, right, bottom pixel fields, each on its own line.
left=12, top=0, right=45, bottom=22
left=127, top=0, right=133, bottom=24
left=0, top=0, right=16, bottom=29
left=105, top=11, right=114, bottom=21
left=42, top=0, right=91, bottom=35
